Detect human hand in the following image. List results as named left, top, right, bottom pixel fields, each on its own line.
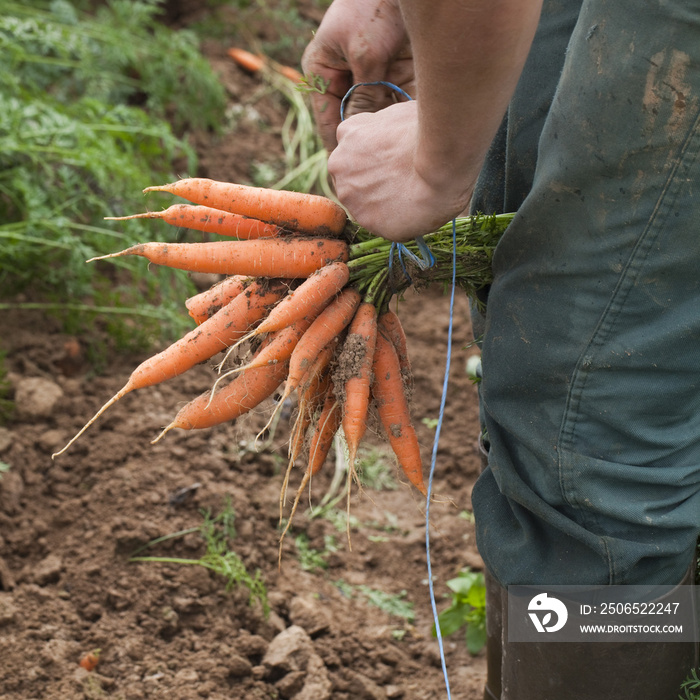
left=301, top=0, right=414, bottom=151
left=328, top=101, right=475, bottom=242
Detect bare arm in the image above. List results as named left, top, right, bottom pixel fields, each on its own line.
left=328, top=0, right=543, bottom=241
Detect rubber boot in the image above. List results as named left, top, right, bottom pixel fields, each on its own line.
left=477, top=434, right=699, bottom=699
left=500, top=564, right=699, bottom=699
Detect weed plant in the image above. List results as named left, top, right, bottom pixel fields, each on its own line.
left=433, top=568, right=487, bottom=655
left=680, top=669, right=700, bottom=700
left=131, top=499, right=269, bottom=616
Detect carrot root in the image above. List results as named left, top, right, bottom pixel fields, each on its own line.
left=52, top=388, right=129, bottom=458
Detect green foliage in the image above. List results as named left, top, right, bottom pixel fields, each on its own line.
left=0, top=0, right=227, bottom=346
left=131, top=499, right=269, bottom=616
left=192, top=0, right=319, bottom=64
left=333, top=580, right=415, bottom=623
left=679, top=668, right=700, bottom=700
left=0, top=462, right=10, bottom=480
left=356, top=445, right=398, bottom=491
left=433, top=568, right=487, bottom=656
left=294, top=532, right=338, bottom=572
left=2, top=0, right=226, bottom=132
left=356, top=585, right=415, bottom=623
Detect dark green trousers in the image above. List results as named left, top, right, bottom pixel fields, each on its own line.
left=472, top=0, right=700, bottom=587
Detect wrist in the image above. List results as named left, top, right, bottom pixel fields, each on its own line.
left=413, top=138, right=481, bottom=219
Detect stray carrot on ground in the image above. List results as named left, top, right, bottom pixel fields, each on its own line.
left=227, top=47, right=265, bottom=73
left=79, top=649, right=101, bottom=672
left=227, top=46, right=304, bottom=84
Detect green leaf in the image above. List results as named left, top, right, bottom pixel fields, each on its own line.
left=465, top=621, right=487, bottom=656
left=434, top=602, right=471, bottom=638
left=446, top=570, right=481, bottom=595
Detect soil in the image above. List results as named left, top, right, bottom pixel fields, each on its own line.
left=0, top=5, right=488, bottom=700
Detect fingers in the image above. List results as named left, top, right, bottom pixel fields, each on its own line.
left=301, top=0, right=413, bottom=151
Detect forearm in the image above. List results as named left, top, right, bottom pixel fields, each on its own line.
left=401, top=0, right=543, bottom=196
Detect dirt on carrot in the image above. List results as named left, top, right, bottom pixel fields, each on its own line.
left=331, top=333, right=371, bottom=408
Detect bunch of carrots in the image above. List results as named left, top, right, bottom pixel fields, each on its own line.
left=53, top=177, right=512, bottom=537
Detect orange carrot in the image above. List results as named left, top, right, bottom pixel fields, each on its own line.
left=278, top=381, right=340, bottom=562
left=371, top=330, right=426, bottom=496
left=220, top=316, right=315, bottom=386
left=287, top=287, right=360, bottom=388
left=107, top=204, right=285, bottom=239
left=153, top=347, right=289, bottom=438
left=227, top=47, right=266, bottom=73
left=340, top=301, right=378, bottom=473
left=288, top=339, right=338, bottom=461
left=52, top=280, right=286, bottom=458
left=378, top=310, right=411, bottom=377
left=307, top=382, right=341, bottom=477
left=143, top=178, right=347, bottom=237
left=280, top=354, right=335, bottom=521
left=217, top=262, right=348, bottom=373
left=186, top=275, right=249, bottom=325
left=251, top=281, right=355, bottom=437
left=79, top=649, right=101, bottom=672
left=277, top=64, right=304, bottom=84
left=253, top=283, right=350, bottom=446
left=253, top=261, right=350, bottom=337
left=227, top=47, right=305, bottom=84
left=88, top=239, right=349, bottom=279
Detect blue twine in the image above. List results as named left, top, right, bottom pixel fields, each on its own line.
left=425, top=218, right=457, bottom=700
left=340, top=81, right=454, bottom=699
left=339, top=80, right=413, bottom=121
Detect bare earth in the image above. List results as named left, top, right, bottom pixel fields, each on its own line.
left=0, top=8, right=488, bottom=700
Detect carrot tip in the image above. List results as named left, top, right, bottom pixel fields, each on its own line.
left=151, top=424, right=174, bottom=444
left=104, top=213, right=153, bottom=221
left=52, top=390, right=125, bottom=458
left=86, top=252, right=119, bottom=264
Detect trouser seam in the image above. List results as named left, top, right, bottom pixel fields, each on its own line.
left=557, top=107, right=700, bottom=516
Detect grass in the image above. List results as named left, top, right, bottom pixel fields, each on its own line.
left=294, top=532, right=339, bottom=572
left=333, top=579, right=415, bottom=624
left=130, top=498, right=269, bottom=617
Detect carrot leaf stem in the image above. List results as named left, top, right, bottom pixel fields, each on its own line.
left=347, top=212, right=514, bottom=311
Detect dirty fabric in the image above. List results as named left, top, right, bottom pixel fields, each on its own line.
left=471, top=0, right=700, bottom=586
